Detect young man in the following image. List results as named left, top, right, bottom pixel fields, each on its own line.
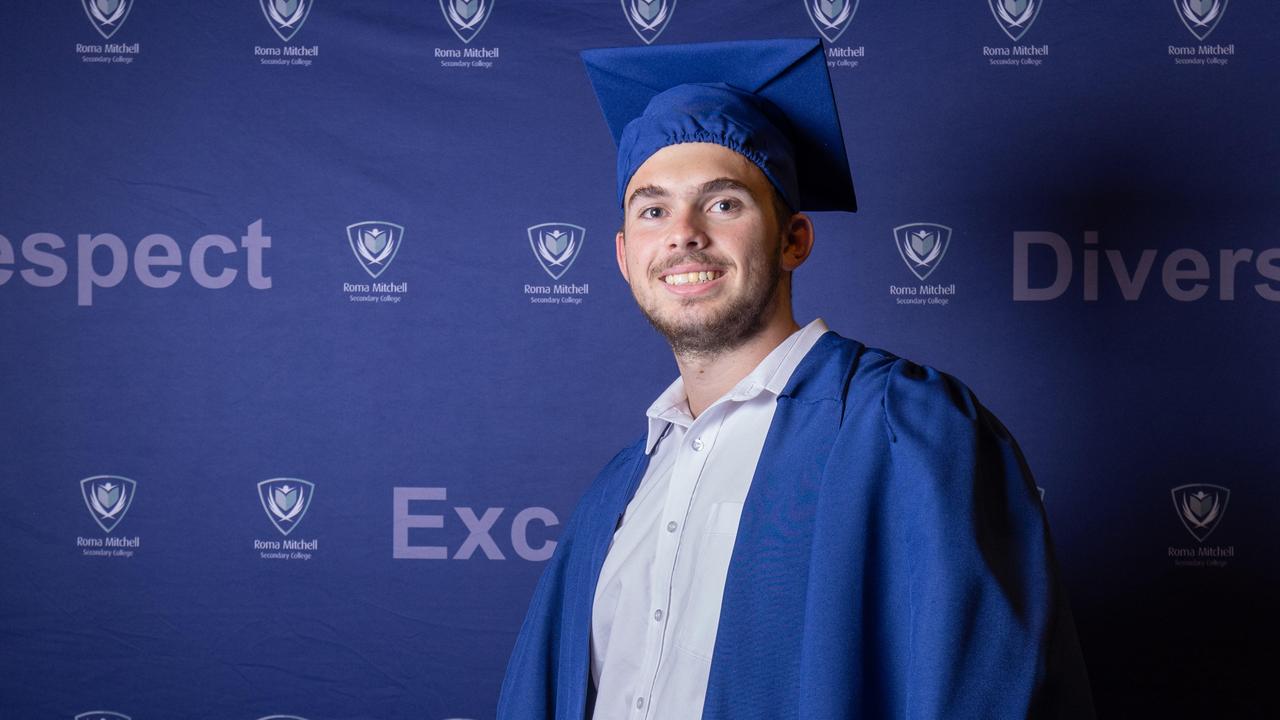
left=498, top=38, right=1094, bottom=719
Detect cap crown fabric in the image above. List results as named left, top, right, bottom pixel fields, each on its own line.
left=581, top=38, right=857, bottom=213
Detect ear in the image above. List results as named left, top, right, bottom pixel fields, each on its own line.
left=615, top=229, right=630, bottom=283
left=780, top=213, right=815, bottom=271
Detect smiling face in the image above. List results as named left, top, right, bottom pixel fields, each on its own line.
left=616, top=142, right=813, bottom=357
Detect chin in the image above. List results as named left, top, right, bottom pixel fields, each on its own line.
left=645, top=304, right=766, bottom=357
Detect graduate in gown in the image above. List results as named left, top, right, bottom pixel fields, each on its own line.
left=498, top=38, right=1095, bottom=720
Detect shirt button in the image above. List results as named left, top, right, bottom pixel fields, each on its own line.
left=636, top=697, right=645, bottom=709
left=653, top=609, right=664, bottom=621
left=692, top=438, right=705, bottom=451
left=666, top=521, right=678, bottom=533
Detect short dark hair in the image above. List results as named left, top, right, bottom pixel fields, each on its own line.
left=768, top=187, right=795, bottom=234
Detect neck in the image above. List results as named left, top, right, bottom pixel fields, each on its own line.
left=674, top=306, right=800, bottom=418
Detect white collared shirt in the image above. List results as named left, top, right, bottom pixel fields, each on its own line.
left=589, top=319, right=830, bottom=720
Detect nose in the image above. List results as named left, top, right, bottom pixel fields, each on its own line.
left=666, top=208, right=708, bottom=252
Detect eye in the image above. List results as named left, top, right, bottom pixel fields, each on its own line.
left=709, top=198, right=741, bottom=213
left=639, top=206, right=666, bottom=219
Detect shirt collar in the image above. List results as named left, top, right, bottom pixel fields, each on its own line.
left=643, top=318, right=830, bottom=454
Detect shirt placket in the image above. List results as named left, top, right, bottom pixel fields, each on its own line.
left=631, top=409, right=724, bottom=719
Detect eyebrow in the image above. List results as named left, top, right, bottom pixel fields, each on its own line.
left=626, top=177, right=754, bottom=209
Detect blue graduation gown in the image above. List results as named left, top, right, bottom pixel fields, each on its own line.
left=497, top=333, right=1095, bottom=719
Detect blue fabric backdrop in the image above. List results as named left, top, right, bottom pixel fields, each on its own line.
left=1, top=1, right=1276, bottom=718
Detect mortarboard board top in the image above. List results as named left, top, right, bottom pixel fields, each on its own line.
left=581, top=37, right=857, bottom=213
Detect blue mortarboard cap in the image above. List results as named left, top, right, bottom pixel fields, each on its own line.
left=581, top=38, right=856, bottom=213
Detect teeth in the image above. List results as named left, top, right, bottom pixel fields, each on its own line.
left=664, top=271, right=721, bottom=286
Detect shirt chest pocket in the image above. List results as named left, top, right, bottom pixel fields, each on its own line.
left=673, top=501, right=743, bottom=661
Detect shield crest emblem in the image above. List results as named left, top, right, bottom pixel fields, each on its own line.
left=81, top=0, right=133, bottom=40
left=1174, top=0, right=1228, bottom=41
left=528, top=222, right=585, bottom=280
left=988, top=0, right=1043, bottom=42
left=803, top=0, right=859, bottom=44
left=347, top=221, right=405, bottom=279
left=258, top=478, right=315, bottom=536
left=1171, top=484, right=1229, bottom=542
left=80, top=475, right=136, bottom=534
left=260, top=0, right=314, bottom=43
left=622, top=0, right=676, bottom=45
left=76, top=713, right=132, bottom=720
left=893, top=223, right=952, bottom=281
left=440, top=0, right=494, bottom=44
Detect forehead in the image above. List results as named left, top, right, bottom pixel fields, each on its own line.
left=625, top=142, right=773, bottom=200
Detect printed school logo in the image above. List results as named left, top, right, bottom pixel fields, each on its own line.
left=76, top=713, right=131, bottom=720
left=260, top=0, right=313, bottom=42
left=440, top=0, right=492, bottom=44
left=80, top=476, right=136, bottom=534
left=258, top=478, right=315, bottom=536
left=893, top=223, right=952, bottom=281
left=1171, top=484, right=1229, bottom=542
left=528, top=223, right=585, bottom=280
left=988, top=0, right=1042, bottom=42
left=804, top=0, right=858, bottom=44
left=81, top=0, right=132, bottom=40
left=623, top=0, right=674, bottom=45
left=1175, top=0, right=1227, bottom=41
left=347, top=221, right=404, bottom=279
